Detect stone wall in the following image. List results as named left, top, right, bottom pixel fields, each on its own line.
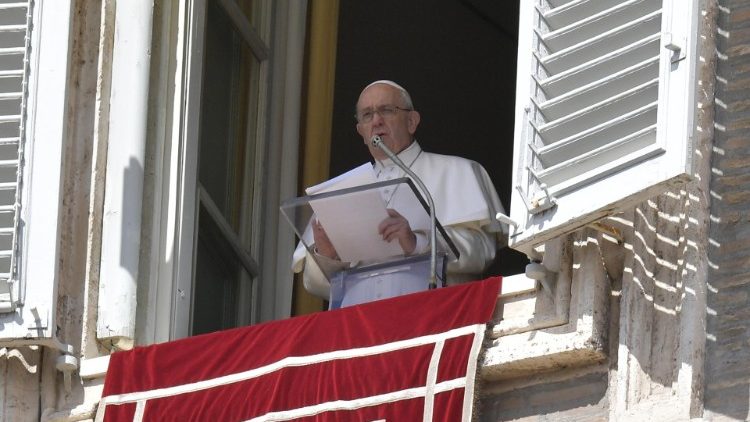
left=479, top=185, right=711, bottom=421
left=480, top=368, right=609, bottom=421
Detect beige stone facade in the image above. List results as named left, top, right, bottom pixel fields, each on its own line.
left=2, top=1, right=749, bottom=421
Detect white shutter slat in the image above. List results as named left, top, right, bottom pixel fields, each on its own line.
left=0, top=117, right=21, bottom=124
left=0, top=92, right=23, bottom=99
left=545, top=0, right=570, bottom=8
left=509, top=0, right=699, bottom=253
left=0, top=3, right=29, bottom=10
left=0, top=47, right=25, bottom=55
left=0, top=24, right=26, bottom=32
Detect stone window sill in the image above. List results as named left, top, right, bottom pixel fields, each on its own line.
left=481, top=234, right=610, bottom=381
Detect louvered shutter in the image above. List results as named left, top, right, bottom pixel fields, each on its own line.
left=0, top=0, right=71, bottom=340
left=0, top=1, right=30, bottom=314
left=508, top=0, right=700, bottom=253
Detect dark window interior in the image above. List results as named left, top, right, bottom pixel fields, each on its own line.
left=330, top=0, right=528, bottom=275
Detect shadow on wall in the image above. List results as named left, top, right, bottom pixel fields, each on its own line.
left=120, top=157, right=144, bottom=280
left=479, top=370, right=609, bottom=421
left=477, top=188, right=698, bottom=421
left=703, top=2, right=750, bottom=420
left=614, top=188, right=705, bottom=414
left=601, top=3, right=750, bottom=419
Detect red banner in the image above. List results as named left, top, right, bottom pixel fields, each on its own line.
left=97, top=277, right=501, bottom=421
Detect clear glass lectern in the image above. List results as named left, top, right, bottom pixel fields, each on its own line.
left=281, top=177, right=459, bottom=309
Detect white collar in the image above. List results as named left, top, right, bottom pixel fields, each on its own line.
left=373, top=141, right=422, bottom=171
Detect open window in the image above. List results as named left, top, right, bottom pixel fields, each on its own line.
left=329, top=1, right=528, bottom=281
left=508, top=0, right=700, bottom=254
left=188, top=0, right=268, bottom=336
left=139, top=0, right=305, bottom=343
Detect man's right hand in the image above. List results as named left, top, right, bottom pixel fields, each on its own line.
left=378, top=208, right=417, bottom=255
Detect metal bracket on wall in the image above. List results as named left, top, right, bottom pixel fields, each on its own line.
left=0, top=336, right=78, bottom=393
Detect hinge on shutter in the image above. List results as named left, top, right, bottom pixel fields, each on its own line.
left=516, top=166, right=557, bottom=215
left=664, top=33, right=686, bottom=63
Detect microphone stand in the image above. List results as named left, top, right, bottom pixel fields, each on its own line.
left=371, top=136, right=438, bottom=289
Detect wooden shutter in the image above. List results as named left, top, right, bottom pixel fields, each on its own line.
left=509, top=0, right=699, bottom=253
left=0, top=0, right=72, bottom=341
left=0, top=1, right=30, bottom=314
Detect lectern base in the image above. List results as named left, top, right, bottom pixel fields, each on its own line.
left=329, top=253, right=446, bottom=309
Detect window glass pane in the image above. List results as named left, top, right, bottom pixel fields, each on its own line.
left=198, top=0, right=258, bottom=230
left=192, top=0, right=262, bottom=334
left=192, top=206, right=253, bottom=335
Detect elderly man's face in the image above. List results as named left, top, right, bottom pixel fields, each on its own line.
left=356, top=84, right=420, bottom=160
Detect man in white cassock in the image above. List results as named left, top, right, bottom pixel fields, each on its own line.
left=292, top=80, right=506, bottom=308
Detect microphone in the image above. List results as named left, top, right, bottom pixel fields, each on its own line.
left=371, top=136, right=439, bottom=289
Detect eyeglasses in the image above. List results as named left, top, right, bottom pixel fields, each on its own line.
left=355, top=105, right=412, bottom=123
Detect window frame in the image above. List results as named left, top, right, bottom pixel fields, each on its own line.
left=138, top=0, right=303, bottom=344
left=189, top=0, right=268, bottom=335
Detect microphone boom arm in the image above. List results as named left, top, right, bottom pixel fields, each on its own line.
left=371, top=136, right=438, bottom=289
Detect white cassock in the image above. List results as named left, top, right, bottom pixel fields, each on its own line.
left=292, top=141, right=506, bottom=307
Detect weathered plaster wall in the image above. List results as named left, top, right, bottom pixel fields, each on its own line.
left=43, top=0, right=108, bottom=420
left=479, top=186, right=711, bottom=421
left=0, top=347, right=41, bottom=421
left=703, top=0, right=750, bottom=420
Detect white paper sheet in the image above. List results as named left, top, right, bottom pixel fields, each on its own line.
left=305, top=163, right=376, bottom=195
left=306, top=163, right=404, bottom=262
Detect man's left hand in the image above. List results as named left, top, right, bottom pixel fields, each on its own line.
left=378, top=208, right=416, bottom=255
